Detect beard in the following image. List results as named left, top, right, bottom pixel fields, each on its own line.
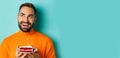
left=18, top=21, right=34, bottom=32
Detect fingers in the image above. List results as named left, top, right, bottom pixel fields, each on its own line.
left=16, top=48, right=39, bottom=58
left=20, top=53, right=27, bottom=58
left=27, top=53, right=34, bottom=58
left=17, top=52, right=23, bottom=57
left=27, top=52, right=40, bottom=58
left=34, top=48, right=37, bottom=52
left=17, top=52, right=27, bottom=58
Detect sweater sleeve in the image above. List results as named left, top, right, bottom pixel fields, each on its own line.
left=45, top=39, right=56, bottom=58
left=0, top=40, right=9, bottom=58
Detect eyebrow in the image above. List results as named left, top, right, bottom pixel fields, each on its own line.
left=19, top=13, right=25, bottom=15
left=19, top=12, right=34, bottom=17
left=28, top=14, right=34, bottom=17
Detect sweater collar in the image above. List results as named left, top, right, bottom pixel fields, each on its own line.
left=17, top=29, right=36, bottom=36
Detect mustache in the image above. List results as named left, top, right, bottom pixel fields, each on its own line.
left=20, top=21, right=31, bottom=25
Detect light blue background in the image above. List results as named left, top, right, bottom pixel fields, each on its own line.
left=0, top=0, right=120, bottom=58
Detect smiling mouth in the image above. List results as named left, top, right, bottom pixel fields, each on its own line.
left=19, top=22, right=33, bottom=32
left=21, top=22, right=31, bottom=26
left=21, top=23, right=29, bottom=28
left=22, top=24, right=29, bottom=27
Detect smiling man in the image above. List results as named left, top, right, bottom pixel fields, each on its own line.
left=0, top=3, right=56, bottom=58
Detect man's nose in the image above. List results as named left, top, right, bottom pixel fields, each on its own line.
left=24, top=16, right=28, bottom=22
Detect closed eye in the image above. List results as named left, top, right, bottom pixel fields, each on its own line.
left=28, top=14, right=34, bottom=19
left=20, top=13, right=25, bottom=17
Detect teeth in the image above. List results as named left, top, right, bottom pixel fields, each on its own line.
left=22, top=23, right=29, bottom=26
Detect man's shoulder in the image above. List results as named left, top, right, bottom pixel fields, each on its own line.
left=35, top=31, right=53, bottom=43
left=1, top=32, right=18, bottom=43
left=35, top=32, right=48, bottom=38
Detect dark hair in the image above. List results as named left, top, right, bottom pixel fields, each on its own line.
left=19, top=2, right=36, bottom=15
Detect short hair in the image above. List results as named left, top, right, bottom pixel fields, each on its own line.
left=19, top=2, right=36, bottom=16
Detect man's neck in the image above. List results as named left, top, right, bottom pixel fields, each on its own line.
left=18, top=29, right=35, bottom=36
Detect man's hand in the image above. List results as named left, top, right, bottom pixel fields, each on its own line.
left=16, top=52, right=27, bottom=58
left=16, top=52, right=40, bottom=58
left=16, top=48, right=40, bottom=58
left=27, top=52, right=40, bottom=58
left=27, top=48, right=40, bottom=58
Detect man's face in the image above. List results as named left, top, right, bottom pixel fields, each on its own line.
left=18, top=6, right=36, bottom=32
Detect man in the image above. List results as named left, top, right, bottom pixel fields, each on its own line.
left=0, top=3, right=56, bottom=58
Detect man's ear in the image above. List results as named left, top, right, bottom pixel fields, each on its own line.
left=17, top=13, right=19, bottom=20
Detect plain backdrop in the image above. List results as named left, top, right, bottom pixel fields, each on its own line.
left=0, top=0, right=120, bottom=58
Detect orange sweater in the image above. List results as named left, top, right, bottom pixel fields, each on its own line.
left=0, top=29, right=56, bottom=58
